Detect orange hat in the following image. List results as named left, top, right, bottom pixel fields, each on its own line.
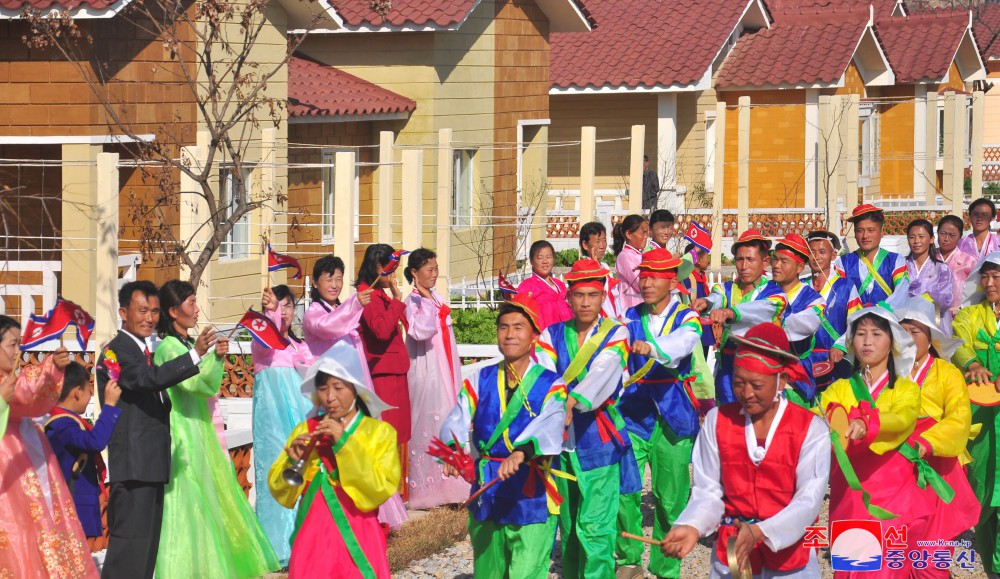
left=731, top=322, right=808, bottom=383
left=634, top=248, right=690, bottom=294
left=774, top=233, right=810, bottom=264
left=847, top=204, right=883, bottom=223
left=731, top=229, right=773, bottom=256
left=503, top=293, right=543, bottom=333
left=564, top=259, right=608, bottom=291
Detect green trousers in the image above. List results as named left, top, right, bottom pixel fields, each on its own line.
left=469, top=514, right=558, bottom=579
left=556, top=451, right=620, bottom=579
left=968, top=404, right=1000, bottom=573
left=615, top=419, right=693, bottom=578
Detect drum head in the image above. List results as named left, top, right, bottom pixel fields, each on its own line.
left=968, top=381, right=1000, bottom=407
left=827, top=404, right=850, bottom=448
left=813, top=361, right=834, bottom=377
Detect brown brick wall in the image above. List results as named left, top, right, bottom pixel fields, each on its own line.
left=287, top=121, right=376, bottom=279
left=493, top=0, right=549, bottom=270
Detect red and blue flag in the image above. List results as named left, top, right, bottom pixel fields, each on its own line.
left=497, top=270, right=517, bottom=297
left=683, top=221, right=713, bottom=254
left=235, top=307, right=290, bottom=350
left=381, top=249, right=410, bottom=276
left=268, top=244, right=302, bottom=280
left=21, top=297, right=95, bottom=350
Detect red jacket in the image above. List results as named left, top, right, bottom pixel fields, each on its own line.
left=358, top=283, right=410, bottom=376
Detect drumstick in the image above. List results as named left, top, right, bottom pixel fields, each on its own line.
left=463, top=476, right=503, bottom=507
left=620, top=532, right=663, bottom=546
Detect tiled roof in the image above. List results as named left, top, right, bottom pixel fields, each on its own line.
left=329, top=0, right=595, bottom=30
left=288, top=54, right=415, bottom=119
left=0, top=0, right=119, bottom=11
left=877, top=12, right=969, bottom=83
left=716, top=11, right=868, bottom=88
left=974, top=3, right=1000, bottom=60
left=764, top=0, right=900, bottom=18
left=551, top=0, right=751, bottom=90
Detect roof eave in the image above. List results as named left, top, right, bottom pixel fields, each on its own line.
left=954, top=25, right=987, bottom=82
left=289, top=111, right=412, bottom=124
left=0, top=0, right=130, bottom=19
left=535, top=0, right=591, bottom=33
left=854, top=24, right=895, bottom=86
left=716, top=79, right=844, bottom=91
left=550, top=69, right=711, bottom=94
left=297, top=0, right=483, bottom=33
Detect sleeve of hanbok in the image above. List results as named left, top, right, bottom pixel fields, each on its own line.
left=705, top=284, right=726, bottom=311
left=0, top=398, right=7, bottom=437
left=951, top=306, right=982, bottom=370
left=568, top=325, right=629, bottom=411
left=646, top=311, right=701, bottom=368
left=865, top=379, right=920, bottom=455
left=405, top=295, right=440, bottom=342
left=673, top=409, right=725, bottom=536
left=440, top=372, right=478, bottom=447
left=757, top=416, right=831, bottom=551
left=513, top=378, right=568, bottom=456
left=8, top=355, right=63, bottom=419
left=915, top=362, right=972, bottom=458
left=616, top=254, right=640, bottom=299
left=730, top=298, right=784, bottom=335
left=154, top=337, right=224, bottom=398
left=784, top=298, right=824, bottom=342
left=337, top=420, right=401, bottom=512
left=891, top=253, right=911, bottom=297
left=535, top=329, right=559, bottom=373
left=303, top=295, right=364, bottom=343
left=268, top=421, right=312, bottom=509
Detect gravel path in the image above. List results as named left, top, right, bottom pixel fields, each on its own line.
left=396, top=485, right=987, bottom=578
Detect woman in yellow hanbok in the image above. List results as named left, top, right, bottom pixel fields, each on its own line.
left=270, top=338, right=400, bottom=579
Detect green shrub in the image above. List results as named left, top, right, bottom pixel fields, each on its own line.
left=554, top=248, right=579, bottom=267
left=601, top=252, right=616, bottom=267
left=451, top=308, right=499, bottom=344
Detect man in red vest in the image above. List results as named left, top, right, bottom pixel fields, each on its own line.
left=660, top=322, right=831, bottom=577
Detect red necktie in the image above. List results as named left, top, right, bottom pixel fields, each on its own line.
left=144, top=347, right=152, bottom=367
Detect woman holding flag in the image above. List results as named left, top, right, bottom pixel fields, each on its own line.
left=303, top=254, right=371, bottom=360
left=403, top=248, right=470, bottom=508
left=153, top=280, right=279, bottom=579
left=253, top=284, right=311, bottom=566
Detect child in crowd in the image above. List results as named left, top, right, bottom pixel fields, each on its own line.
left=647, top=209, right=675, bottom=251
left=613, top=214, right=649, bottom=310
left=44, top=361, right=123, bottom=539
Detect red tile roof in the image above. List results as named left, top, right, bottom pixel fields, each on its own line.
left=0, top=0, right=119, bottom=11
left=329, top=0, right=595, bottom=30
left=551, top=0, right=752, bottom=90
left=764, top=0, right=900, bottom=18
left=288, top=54, right=416, bottom=119
left=974, top=3, right=1000, bottom=60
left=877, top=12, right=969, bottom=83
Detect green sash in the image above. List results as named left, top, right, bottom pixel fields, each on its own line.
left=482, top=364, right=546, bottom=453
left=847, top=376, right=954, bottom=503
left=858, top=250, right=892, bottom=298
left=291, top=417, right=375, bottom=579
left=561, top=318, right=618, bottom=386
left=625, top=303, right=682, bottom=388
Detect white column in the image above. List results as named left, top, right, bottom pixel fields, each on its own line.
left=260, top=128, right=276, bottom=290
left=628, top=124, right=645, bottom=214
left=737, top=96, right=750, bottom=234
left=334, top=151, right=356, bottom=296
left=657, top=93, right=678, bottom=208
left=378, top=131, right=395, bottom=244
left=913, top=85, right=928, bottom=201
left=844, top=95, right=860, bottom=214
left=926, top=91, right=939, bottom=201
left=95, top=152, right=119, bottom=347
left=943, top=93, right=966, bottom=215
left=973, top=91, right=985, bottom=201
left=435, top=128, right=453, bottom=296
left=805, top=89, right=820, bottom=208
left=711, top=101, right=726, bottom=270
left=580, top=126, right=596, bottom=224
left=401, top=149, right=424, bottom=260
left=61, top=143, right=100, bottom=320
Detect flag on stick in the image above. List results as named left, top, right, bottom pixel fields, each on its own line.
left=21, top=297, right=95, bottom=350
left=268, top=244, right=302, bottom=280
left=234, top=307, right=290, bottom=350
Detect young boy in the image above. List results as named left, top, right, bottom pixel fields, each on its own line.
left=647, top=210, right=675, bottom=251
left=580, top=220, right=623, bottom=319
left=44, top=361, right=123, bottom=538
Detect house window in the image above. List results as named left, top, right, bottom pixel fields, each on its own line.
left=453, top=149, right=475, bottom=227
left=705, top=115, right=716, bottom=190
left=321, top=150, right=360, bottom=243
left=859, top=105, right=880, bottom=181
left=219, top=166, right=252, bottom=260
left=938, top=105, right=945, bottom=158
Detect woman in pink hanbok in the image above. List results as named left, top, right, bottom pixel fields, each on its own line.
left=515, top=240, right=572, bottom=330
left=402, top=249, right=470, bottom=509
left=937, top=215, right=976, bottom=316
left=613, top=214, right=649, bottom=310
left=958, top=197, right=1000, bottom=260
left=905, top=219, right=954, bottom=333
left=0, top=315, right=98, bottom=579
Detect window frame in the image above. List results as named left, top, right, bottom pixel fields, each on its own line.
left=452, top=148, right=475, bottom=228
left=219, top=164, right=254, bottom=261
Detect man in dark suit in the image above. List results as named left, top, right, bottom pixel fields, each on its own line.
left=97, top=280, right=217, bottom=579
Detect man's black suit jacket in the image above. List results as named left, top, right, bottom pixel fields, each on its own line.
left=96, top=331, right=200, bottom=484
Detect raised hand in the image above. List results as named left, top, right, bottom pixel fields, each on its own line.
left=51, top=347, right=72, bottom=370
left=261, top=287, right=278, bottom=311
left=194, top=326, right=219, bottom=357
left=357, top=288, right=374, bottom=307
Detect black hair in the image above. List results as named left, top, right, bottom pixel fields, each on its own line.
left=118, top=280, right=158, bottom=309
left=0, top=315, right=19, bottom=344
left=937, top=214, right=965, bottom=236
left=405, top=248, right=437, bottom=284
left=579, top=221, right=606, bottom=258
left=156, top=279, right=196, bottom=342
left=906, top=219, right=940, bottom=264
left=314, top=370, right=371, bottom=417
left=59, top=361, right=90, bottom=401
left=649, top=209, right=675, bottom=226
left=612, top=214, right=646, bottom=256
left=982, top=261, right=1000, bottom=274
left=355, top=243, right=394, bottom=288
left=732, top=240, right=770, bottom=260
left=853, top=211, right=885, bottom=226
left=849, top=313, right=897, bottom=390
left=969, top=197, right=997, bottom=219
left=270, top=284, right=302, bottom=343
left=311, top=254, right=346, bottom=304
left=683, top=242, right=708, bottom=258
left=497, top=302, right=539, bottom=333
left=528, top=240, right=555, bottom=263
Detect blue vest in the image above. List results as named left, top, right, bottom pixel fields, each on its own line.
left=840, top=250, right=901, bottom=306
left=469, top=363, right=561, bottom=525
left=757, top=282, right=823, bottom=402
left=620, top=303, right=700, bottom=440
left=714, top=280, right=770, bottom=405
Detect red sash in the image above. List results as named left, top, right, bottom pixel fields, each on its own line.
left=47, top=408, right=108, bottom=495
